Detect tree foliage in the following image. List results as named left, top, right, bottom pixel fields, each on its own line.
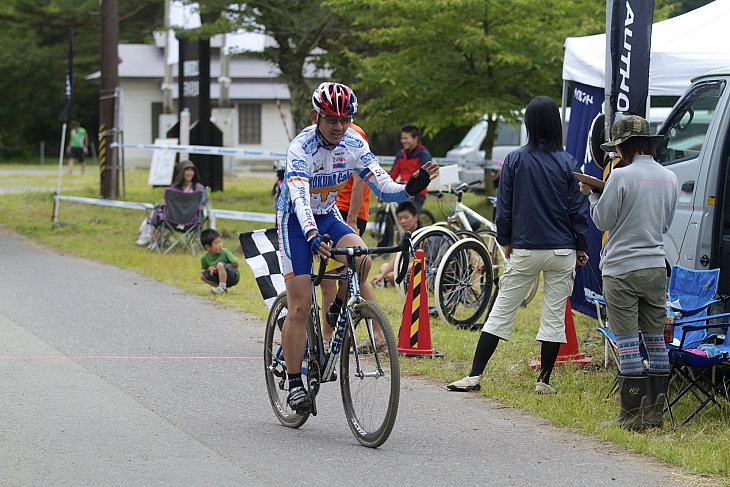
left=195, top=1, right=347, bottom=132
left=325, top=0, right=605, bottom=157
left=0, top=0, right=163, bottom=157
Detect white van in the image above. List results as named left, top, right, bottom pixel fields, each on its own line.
left=445, top=116, right=527, bottom=187
left=448, top=107, right=668, bottom=187
left=654, top=68, right=730, bottom=294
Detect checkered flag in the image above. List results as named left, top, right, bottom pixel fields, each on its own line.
left=239, top=228, right=286, bottom=309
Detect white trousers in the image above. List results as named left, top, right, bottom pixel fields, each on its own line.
left=482, top=248, right=575, bottom=343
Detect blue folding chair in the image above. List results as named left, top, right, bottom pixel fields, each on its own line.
left=667, top=265, right=721, bottom=349
left=665, top=266, right=730, bottom=425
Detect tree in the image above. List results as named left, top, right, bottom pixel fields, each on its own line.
left=0, top=0, right=163, bottom=158
left=195, top=1, right=344, bottom=132
left=326, top=0, right=603, bottom=161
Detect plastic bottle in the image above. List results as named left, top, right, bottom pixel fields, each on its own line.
left=664, top=298, right=674, bottom=343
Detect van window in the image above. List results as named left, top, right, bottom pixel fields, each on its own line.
left=657, top=81, right=725, bottom=164
left=478, top=123, right=521, bottom=151
left=494, top=124, right=521, bottom=146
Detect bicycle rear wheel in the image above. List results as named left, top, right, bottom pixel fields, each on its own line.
left=470, top=229, right=539, bottom=308
left=264, top=292, right=311, bottom=428
left=371, top=208, right=395, bottom=248
left=340, top=301, right=400, bottom=448
left=435, top=238, right=494, bottom=328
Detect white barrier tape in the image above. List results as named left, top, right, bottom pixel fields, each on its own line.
left=209, top=208, right=276, bottom=223
left=110, top=142, right=287, bottom=160
left=108, top=142, right=495, bottom=168
left=55, top=195, right=154, bottom=211
left=54, top=194, right=276, bottom=224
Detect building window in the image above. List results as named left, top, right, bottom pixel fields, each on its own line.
left=239, top=104, right=261, bottom=144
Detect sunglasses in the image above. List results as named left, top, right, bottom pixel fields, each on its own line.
left=320, top=115, right=352, bottom=126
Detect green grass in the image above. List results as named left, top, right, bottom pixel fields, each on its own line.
left=1, top=162, right=728, bottom=485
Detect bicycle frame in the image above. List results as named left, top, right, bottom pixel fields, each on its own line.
left=451, top=201, right=497, bottom=233
left=322, top=252, right=386, bottom=381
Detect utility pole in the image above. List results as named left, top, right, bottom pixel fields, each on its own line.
left=99, top=0, right=119, bottom=199
left=162, top=0, right=173, bottom=114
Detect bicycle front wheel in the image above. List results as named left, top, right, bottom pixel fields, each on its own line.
left=340, top=301, right=400, bottom=448
left=264, top=292, right=310, bottom=428
left=435, top=238, right=494, bottom=328
left=394, top=226, right=459, bottom=299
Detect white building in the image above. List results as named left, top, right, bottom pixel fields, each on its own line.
left=116, top=36, right=306, bottom=170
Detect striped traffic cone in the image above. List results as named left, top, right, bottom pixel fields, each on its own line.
left=397, top=249, right=442, bottom=357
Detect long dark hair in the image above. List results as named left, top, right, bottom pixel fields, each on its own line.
left=525, top=96, right=563, bottom=152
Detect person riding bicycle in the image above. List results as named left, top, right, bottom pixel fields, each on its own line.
left=276, top=81, right=438, bottom=414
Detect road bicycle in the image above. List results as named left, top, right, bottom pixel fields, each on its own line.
left=370, top=199, right=436, bottom=248
left=264, top=233, right=412, bottom=448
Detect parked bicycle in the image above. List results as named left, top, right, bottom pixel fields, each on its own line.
left=264, top=233, right=412, bottom=448
left=370, top=199, right=436, bottom=248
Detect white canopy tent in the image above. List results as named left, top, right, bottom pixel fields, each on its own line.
left=563, top=0, right=730, bottom=95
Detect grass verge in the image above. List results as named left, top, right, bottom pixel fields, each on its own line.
left=0, top=163, right=727, bottom=484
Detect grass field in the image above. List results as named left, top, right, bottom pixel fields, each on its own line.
left=0, top=163, right=728, bottom=485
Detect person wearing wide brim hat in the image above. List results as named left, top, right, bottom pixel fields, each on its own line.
left=578, top=113, right=678, bottom=431
left=599, top=114, right=664, bottom=153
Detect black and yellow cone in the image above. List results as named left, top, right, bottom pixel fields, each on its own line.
left=397, top=249, right=440, bottom=356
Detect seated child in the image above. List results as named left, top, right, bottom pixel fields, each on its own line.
left=200, top=228, right=240, bottom=295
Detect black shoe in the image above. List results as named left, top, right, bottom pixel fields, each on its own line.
left=287, top=386, right=312, bottom=414
left=326, top=303, right=341, bottom=328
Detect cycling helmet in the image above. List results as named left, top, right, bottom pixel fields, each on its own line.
left=311, top=82, right=358, bottom=117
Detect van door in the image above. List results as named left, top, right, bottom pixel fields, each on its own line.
left=657, top=79, right=727, bottom=268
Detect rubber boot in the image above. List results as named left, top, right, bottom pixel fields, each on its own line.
left=604, top=374, right=647, bottom=431
left=644, top=373, right=669, bottom=428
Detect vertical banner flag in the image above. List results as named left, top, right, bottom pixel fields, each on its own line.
left=565, top=82, right=604, bottom=318
left=609, top=0, right=654, bottom=119
left=58, top=28, right=74, bottom=123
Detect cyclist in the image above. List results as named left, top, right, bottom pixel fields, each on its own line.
left=321, top=122, right=371, bottom=341
left=277, top=82, right=438, bottom=413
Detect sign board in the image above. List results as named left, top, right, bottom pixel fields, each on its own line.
left=433, top=163, right=460, bottom=188
left=148, top=138, right=178, bottom=186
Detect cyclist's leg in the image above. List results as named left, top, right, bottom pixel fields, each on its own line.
left=336, top=232, right=376, bottom=300
left=278, top=211, right=316, bottom=411
left=320, top=278, right=337, bottom=341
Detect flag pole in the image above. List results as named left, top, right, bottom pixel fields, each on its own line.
left=53, top=123, right=67, bottom=224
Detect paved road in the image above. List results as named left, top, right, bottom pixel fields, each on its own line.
left=0, top=230, right=714, bottom=486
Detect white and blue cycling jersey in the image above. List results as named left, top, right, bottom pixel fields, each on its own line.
left=276, top=124, right=411, bottom=238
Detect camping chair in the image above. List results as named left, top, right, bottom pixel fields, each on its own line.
left=667, top=265, right=721, bottom=349
left=665, top=265, right=730, bottom=425
left=149, top=187, right=206, bottom=255
left=666, top=314, right=730, bottom=425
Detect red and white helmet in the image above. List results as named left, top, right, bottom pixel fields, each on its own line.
left=311, top=82, right=358, bottom=117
